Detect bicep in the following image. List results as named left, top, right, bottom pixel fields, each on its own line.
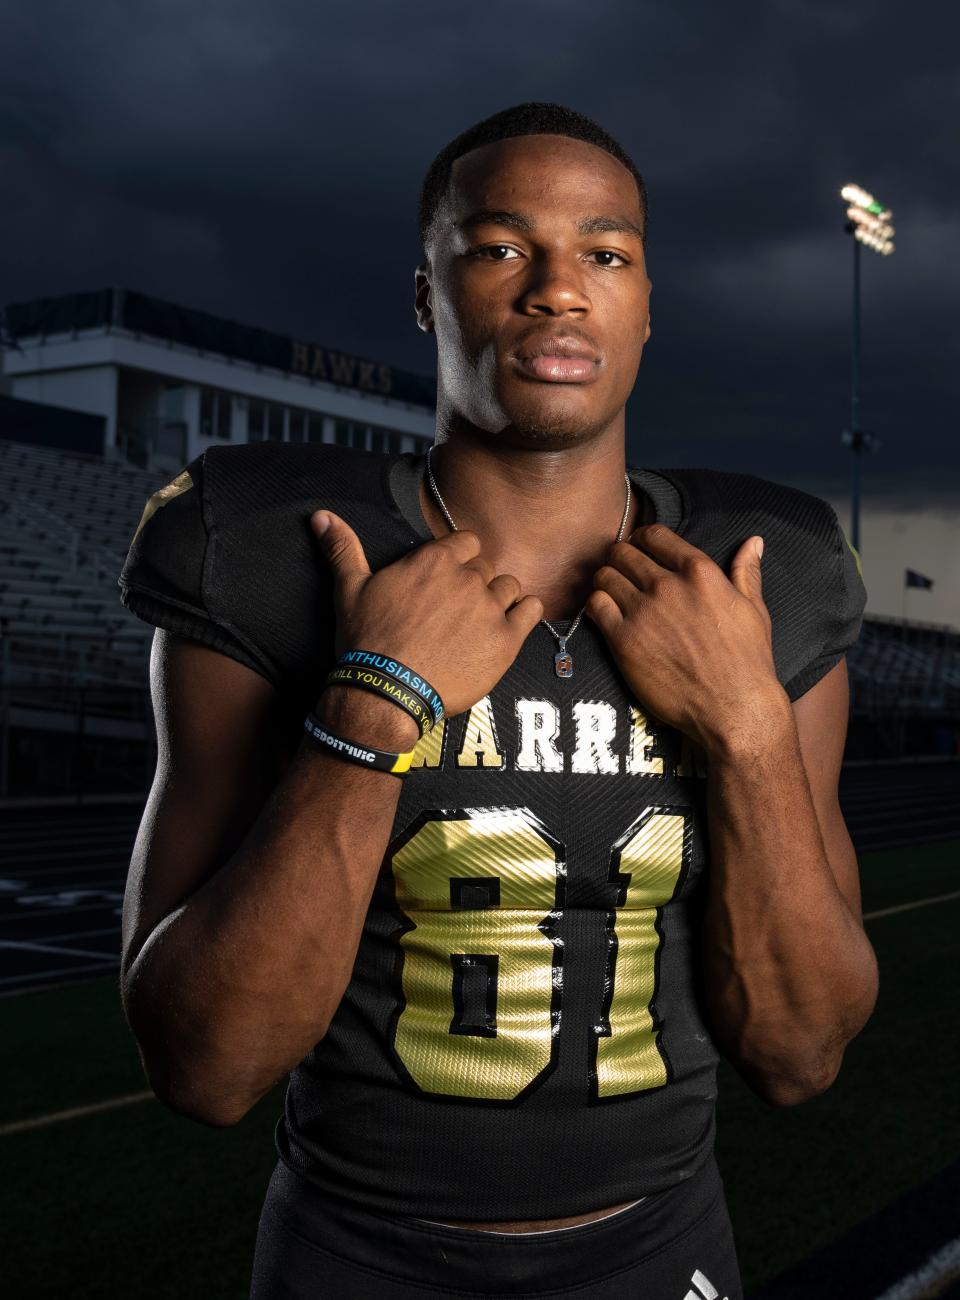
left=121, top=629, right=296, bottom=981
left=791, top=656, right=863, bottom=919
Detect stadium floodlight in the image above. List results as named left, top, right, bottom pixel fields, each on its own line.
left=845, top=203, right=895, bottom=254
left=839, top=182, right=895, bottom=555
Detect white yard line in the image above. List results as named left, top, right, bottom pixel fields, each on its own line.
left=1, top=901, right=123, bottom=924
left=0, top=925, right=119, bottom=942
left=0, top=939, right=117, bottom=960
left=872, top=1236, right=960, bottom=1299
left=863, top=890, right=960, bottom=920
left=0, top=961, right=118, bottom=990
left=0, top=1091, right=154, bottom=1136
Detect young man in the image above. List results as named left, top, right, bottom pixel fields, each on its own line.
left=118, top=102, right=877, bottom=1298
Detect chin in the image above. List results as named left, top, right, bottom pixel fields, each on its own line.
left=496, top=423, right=596, bottom=451
left=494, top=390, right=613, bottom=449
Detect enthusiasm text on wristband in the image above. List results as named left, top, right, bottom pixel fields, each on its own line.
left=302, top=712, right=414, bottom=777
left=336, top=651, right=444, bottom=727
left=325, top=663, right=434, bottom=736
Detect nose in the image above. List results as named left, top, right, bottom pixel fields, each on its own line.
left=515, top=251, right=591, bottom=316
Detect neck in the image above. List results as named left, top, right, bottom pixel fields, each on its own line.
left=419, top=432, right=647, bottom=622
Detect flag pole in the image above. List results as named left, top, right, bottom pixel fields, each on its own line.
left=851, top=235, right=862, bottom=553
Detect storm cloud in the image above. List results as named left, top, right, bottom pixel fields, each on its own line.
left=2, top=1, right=957, bottom=603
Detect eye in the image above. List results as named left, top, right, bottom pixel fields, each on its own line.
left=471, top=244, right=521, bottom=260
left=590, top=250, right=630, bottom=267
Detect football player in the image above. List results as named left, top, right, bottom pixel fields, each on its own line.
left=118, top=101, right=878, bottom=1299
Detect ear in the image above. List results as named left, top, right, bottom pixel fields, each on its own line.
left=644, top=278, right=652, bottom=343
left=414, top=262, right=435, bottom=335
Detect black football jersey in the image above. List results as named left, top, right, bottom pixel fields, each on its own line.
left=118, top=442, right=866, bottom=1220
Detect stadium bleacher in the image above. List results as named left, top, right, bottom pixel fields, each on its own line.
left=849, top=615, right=960, bottom=713
left=0, top=434, right=957, bottom=799
left=0, top=438, right=156, bottom=689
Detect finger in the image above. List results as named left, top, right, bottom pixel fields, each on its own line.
left=504, top=592, right=544, bottom=639
left=311, top=511, right=371, bottom=593
left=464, top=554, right=498, bottom=585
left=605, top=540, right=662, bottom=589
left=593, top=562, right=644, bottom=615
left=728, top=535, right=764, bottom=606
left=628, top=523, right=713, bottom=573
left=430, top=530, right=483, bottom=564
left=583, top=589, right=623, bottom=638
left=487, top=573, right=523, bottom=610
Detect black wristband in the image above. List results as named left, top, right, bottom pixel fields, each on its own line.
left=302, top=712, right=414, bottom=777
left=336, top=651, right=444, bottom=727
left=325, top=664, right=434, bottom=736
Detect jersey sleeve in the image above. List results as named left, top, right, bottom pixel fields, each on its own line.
left=117, top=452, right=278, bottom=684
left=782, top=504, right=867, bottom=702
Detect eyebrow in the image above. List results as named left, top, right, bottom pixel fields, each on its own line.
left=456, top=208, right=644, bottom=242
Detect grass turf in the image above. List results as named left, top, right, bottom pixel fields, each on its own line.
left=717, top=870, right=960, bottom=1286
left=1, top=840, right=957, bottom=1296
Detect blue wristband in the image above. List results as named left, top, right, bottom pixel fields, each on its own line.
left=336, top=651, right=444, bottom=726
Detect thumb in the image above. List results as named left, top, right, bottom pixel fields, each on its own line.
left=729, top=535, right=764, bottom=605
left=311, top=510, right=371, bottom=594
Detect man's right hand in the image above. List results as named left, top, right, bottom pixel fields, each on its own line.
left=311, top=510, right=543, bottom=719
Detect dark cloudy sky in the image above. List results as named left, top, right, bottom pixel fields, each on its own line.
left=2, top=2, right=957, bottom=614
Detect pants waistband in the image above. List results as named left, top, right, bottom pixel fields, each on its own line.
left=262, top=1152, right=725, bottom=1293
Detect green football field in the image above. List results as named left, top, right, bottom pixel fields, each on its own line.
left=2, top=839, right=958, bottom=1298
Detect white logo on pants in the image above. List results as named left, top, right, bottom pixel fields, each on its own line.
left=683, top=1268, right=727, bottom=1300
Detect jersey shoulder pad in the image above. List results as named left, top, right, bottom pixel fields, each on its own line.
left=118, top=450, right=275, bottom=683
left=120, top=442, right=416, bottom=703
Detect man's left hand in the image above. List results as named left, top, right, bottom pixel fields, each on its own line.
left=584, top=524, right=788, bottom=753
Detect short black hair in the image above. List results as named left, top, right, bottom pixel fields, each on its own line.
left=418, top=101, right=648, bottom=258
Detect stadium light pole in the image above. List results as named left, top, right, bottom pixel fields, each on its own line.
left=840, top=183, right=894, bottom=556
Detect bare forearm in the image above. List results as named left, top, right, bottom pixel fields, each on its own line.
left=700, top=692, right=878, bottom=1103
left=124, top=691, right=414, bottom=1124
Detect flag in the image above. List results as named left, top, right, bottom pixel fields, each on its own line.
left=905, top=569, right=934, bottom=590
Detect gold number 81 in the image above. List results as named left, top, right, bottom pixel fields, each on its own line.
left=387, top=804, right=690, bottom=1104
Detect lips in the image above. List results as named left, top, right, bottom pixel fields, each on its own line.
left=511, top=335, right=602, bottom=384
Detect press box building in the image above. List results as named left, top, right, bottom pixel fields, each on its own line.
left=1, top=288, right=436, bottom=470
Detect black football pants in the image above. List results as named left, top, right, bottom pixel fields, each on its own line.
left=249, top=1151, right=743, bottom=1299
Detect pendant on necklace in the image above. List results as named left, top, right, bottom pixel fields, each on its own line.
left=554, top=638, right=574, bottom=679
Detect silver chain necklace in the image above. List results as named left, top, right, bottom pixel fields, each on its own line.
left=425, top=444, right=632, bottom=679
